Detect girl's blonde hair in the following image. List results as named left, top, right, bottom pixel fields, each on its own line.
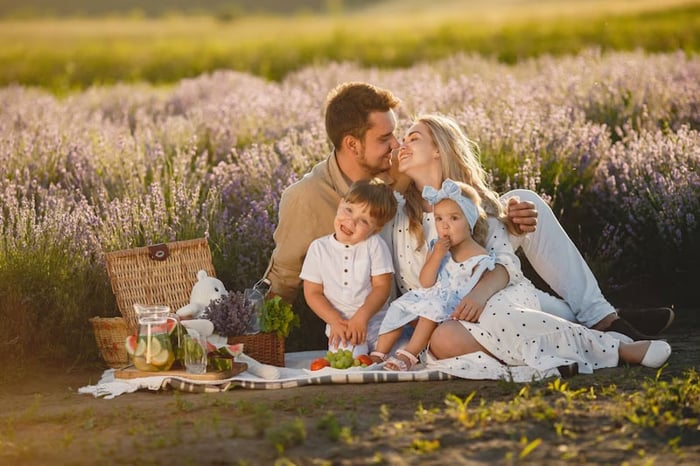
left=439, top=180, right=489, bottom=247
left=403, top=114, right=515, bottom=249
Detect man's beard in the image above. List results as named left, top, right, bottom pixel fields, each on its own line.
left=357, top=150, right=390, bottom=178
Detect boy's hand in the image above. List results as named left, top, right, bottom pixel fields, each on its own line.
left=346, top=315, right=368, bottom=346
left=328, top=320, right=349, bottom=349
left=506, top=197, right=537, bottom=234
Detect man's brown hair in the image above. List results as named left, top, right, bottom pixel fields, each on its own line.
left=344, top=179, right=397, bottom=228
left=325, top=82, right=400, bottom=150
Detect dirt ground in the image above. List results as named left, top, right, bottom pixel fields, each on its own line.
left=1, top=309, right=699, bottom=465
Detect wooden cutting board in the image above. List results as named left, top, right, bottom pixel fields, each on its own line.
left=114, top=362, right=247, bottom=380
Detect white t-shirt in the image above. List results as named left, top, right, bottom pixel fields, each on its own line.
left=300, top=233, right=394, bottom=318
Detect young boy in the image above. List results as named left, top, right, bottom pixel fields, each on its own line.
left=300, top=179, right=397, bottom=357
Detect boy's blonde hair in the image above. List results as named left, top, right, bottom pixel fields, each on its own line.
left=344, top=179, right=397, bottom=228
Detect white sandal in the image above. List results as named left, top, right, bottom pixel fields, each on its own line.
left=370, top=351, right=388, bottom=363
left=384, top=349, right=419, bottom=371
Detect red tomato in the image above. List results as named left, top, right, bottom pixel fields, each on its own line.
left=310, top=357, right=330, bottom=371
left=356, top=354, right=373, bottom=366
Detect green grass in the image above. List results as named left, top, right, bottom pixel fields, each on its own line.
left=2, top=368, right=697, bottom=463
left=1, top=1, right=698, bottom=92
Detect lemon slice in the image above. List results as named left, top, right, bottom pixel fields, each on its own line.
left=147, top=337, right=163, bottom=355
left=132, top=356, right=157, bottom=372
left=151, top=348, right=170, bottom=366
left=139, top=337, right=163, bottom=363
left=134, top=339, right=146, bottom=357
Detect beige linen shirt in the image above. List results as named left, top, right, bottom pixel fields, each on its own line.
left=264, top=152, right=351, bottom=303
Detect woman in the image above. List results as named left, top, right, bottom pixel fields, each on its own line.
left=384, top=114, right=670, bottom=378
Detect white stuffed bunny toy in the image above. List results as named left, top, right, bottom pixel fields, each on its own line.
left=176, top=269, right=228, bottom=347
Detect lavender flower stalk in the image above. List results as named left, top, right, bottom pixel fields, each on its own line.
left=202, top=291, right=258, bottom=337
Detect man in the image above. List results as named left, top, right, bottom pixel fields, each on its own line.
left=264, top=82, right=401, bottom=304
left=263, top=82, right=673, bottom=346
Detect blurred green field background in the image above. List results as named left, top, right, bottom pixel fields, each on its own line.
left=0, top=0, right=375, bottom=17
left=2, top=0, right=699, bottom=92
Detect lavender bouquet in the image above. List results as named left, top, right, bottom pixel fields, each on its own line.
left=202, top=290, right=260, bottom=337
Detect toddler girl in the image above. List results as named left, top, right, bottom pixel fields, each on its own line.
left=373, top=178, right=495, bottom=370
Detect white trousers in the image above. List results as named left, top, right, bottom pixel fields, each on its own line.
left=502, top=189, right=616, bottom=328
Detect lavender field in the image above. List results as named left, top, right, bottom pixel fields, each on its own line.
left=1, top=49, right=699, bottom=363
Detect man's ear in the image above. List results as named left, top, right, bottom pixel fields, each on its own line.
left=343, top=135, right=360, bottom=154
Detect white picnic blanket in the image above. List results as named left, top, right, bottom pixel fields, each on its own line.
left=79, top=350, right=559, bottom=398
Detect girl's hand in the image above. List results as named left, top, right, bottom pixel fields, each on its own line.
left=433, top=236, right=451, bottom=256
left=451, top=295, right=486, bottom=322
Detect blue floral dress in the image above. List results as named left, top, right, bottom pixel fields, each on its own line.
left=379, top=248, right=496, bottom=334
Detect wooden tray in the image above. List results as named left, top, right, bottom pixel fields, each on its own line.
left=115, top=362, right=247, bottom=380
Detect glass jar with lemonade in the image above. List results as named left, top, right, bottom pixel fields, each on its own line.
left=131, top=304, right=178, bottom=372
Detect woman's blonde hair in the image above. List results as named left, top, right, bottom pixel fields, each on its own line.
left=404, top=113, right=515, bottom=248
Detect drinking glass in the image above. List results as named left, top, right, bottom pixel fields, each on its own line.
left=183, top=328, right=207, bottom=374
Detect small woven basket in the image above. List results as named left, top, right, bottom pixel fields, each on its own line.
left=228, top=333, right=285, bottom=367
left=90, top=316, right=129, bottom=368
left=104, top=238, right=216, bottom=334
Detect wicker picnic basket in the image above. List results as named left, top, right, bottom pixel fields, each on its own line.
left=100, top=237, right=285, bottom=367
left=228, top=332, right=285, bottom=367
left=104, top=238, right=216, bottom=334
left=89, top=316, right=129, bottom=368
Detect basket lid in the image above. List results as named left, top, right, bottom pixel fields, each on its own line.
left=105, top=238, right=216, bottom=332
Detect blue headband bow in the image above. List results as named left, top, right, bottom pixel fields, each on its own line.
left=422, top=179, right=479, bottom=233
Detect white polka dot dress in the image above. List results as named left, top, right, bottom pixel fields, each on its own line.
left=447, top=282, right=621, bottom=375
left=386, top=194, right=621, bottom=378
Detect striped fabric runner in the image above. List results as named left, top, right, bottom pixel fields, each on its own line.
left=168, top=369, right=454, bottom=393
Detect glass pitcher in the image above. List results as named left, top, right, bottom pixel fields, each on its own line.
left=131, top=304, right=178, bottom=372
